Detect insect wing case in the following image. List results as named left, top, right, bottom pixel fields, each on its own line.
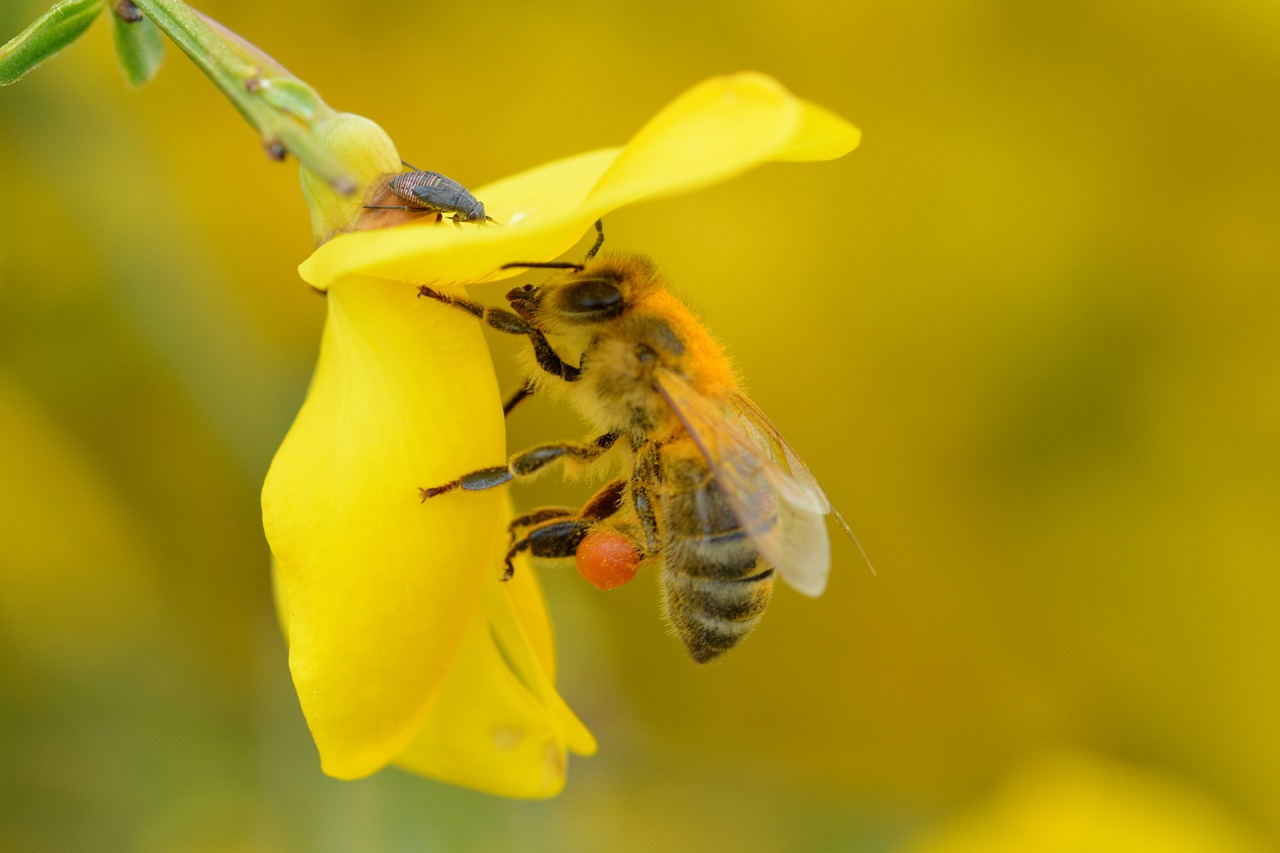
left=653, top=367, right=832, bottom=597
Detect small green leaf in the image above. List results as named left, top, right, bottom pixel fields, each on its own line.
left=110, top=10, right=164, bottom=88
left=0, top=0, right=102, bottom=86
left=257, top=76, right=322, bottom=123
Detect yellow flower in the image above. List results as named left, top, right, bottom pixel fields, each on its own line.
left=262, top=72, right=860, bottom=798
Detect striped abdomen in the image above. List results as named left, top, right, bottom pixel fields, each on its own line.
left=387, top=171, right=484, bottom=221
left=658, top=454, right=775, bottom=663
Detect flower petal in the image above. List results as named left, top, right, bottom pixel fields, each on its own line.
left=297, top=148, right=622, bottom=289
left=775, top=98, right=864, bottom=162
left=262, top=274, right=506, bottom=779
left=579, top=71, right=799, bottom=211
left=393, top=526, right=596, bottom=798
left=581, top=72, right=859, bottom=209
left=297, top=73, right=860, bottom=291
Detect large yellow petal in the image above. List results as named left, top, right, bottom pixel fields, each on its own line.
left=297, top=73, right=860, bottom=290
left=262, top=274, right=505, bottom=779
left=393, top=507, right=596, bottom=798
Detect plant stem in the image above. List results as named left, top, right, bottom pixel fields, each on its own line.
left=127, top=0, right=355, bottom=193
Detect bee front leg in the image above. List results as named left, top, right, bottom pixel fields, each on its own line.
left=417, top=287, right=581, bottom=382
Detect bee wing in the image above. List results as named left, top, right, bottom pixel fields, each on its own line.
left=727, top=393, right=858, bottom=542
left=653, top=367, right=832, bottom=597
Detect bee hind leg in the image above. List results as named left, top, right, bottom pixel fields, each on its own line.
left=503, top=517, right=592, bottom=581
left=501, top=478, right=630, bottom=581
left=507, top=507, right=576, bottom=544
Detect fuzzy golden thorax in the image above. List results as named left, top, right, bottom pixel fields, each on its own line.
left=511, top=254, right=739, bottom=440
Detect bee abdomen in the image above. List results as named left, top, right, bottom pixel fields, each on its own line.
left=662, top=567, right=775, bottom=664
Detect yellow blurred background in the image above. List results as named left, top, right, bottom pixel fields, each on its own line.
left=3, top=0, right=1278, bottom=850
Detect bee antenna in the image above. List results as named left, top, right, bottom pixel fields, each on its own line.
left=500, top=261, right=585, bottom=271
left=832, top=509, right=877, bottom=576
left=494, top=219, right=604, bottom=268
left=583, top=219, right=605, bottom=261
left=496, top=219, right=601, bottom=268
left=399, top=159, right=420, bottom=172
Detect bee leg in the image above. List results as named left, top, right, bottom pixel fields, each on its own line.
left=630, top=443, right=663, bottom=552
left=502, top=518, right=592, bottom=580
left=507, top=507, right=576, bottom=544
left=417, top=286, right=532, bottom=335
left=416, top=288, right=581, bottom=382
left=524, top=329, right=582, bottom=381
left=502, top=381, right=535, bottom=416
left=580, top=477, right=627, bottom=521
left=508, top=432, right=619, bottom=478
left=419, top=465, right=512, bottom=499
left=583, top=219, right=605, bottom=261
left=500, top=479, right=629, bottom=580
left=507, top=480, right=625, bottom=540
left=419, top=432, right=619, bottom=500
left=631, top=482, right=661, bottom=553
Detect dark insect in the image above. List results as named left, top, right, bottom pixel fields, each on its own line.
left=364, top=161, right=495, bottom=224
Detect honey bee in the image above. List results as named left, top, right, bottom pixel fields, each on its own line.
left=419, top=222, right=855, bottom=662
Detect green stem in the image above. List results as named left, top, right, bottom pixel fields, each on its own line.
left=127, top=0, right=356, bottom=193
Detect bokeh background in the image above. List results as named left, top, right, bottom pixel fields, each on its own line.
left=3, top=0, right=1278, bottom=850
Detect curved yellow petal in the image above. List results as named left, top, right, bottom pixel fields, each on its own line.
left=776, top=98, right=864, bottom=162
left=393, top=509, right=596, bottom=798
left=579, top=71, right=798, bottom=211
left=583, top=72, right=859, bottom=209
left=262, top=274, right=505, bottom=779
left=297, top=73, right=860, bottom=291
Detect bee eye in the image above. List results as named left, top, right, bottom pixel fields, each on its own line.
left=559, top=277, right=624, bottom=320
